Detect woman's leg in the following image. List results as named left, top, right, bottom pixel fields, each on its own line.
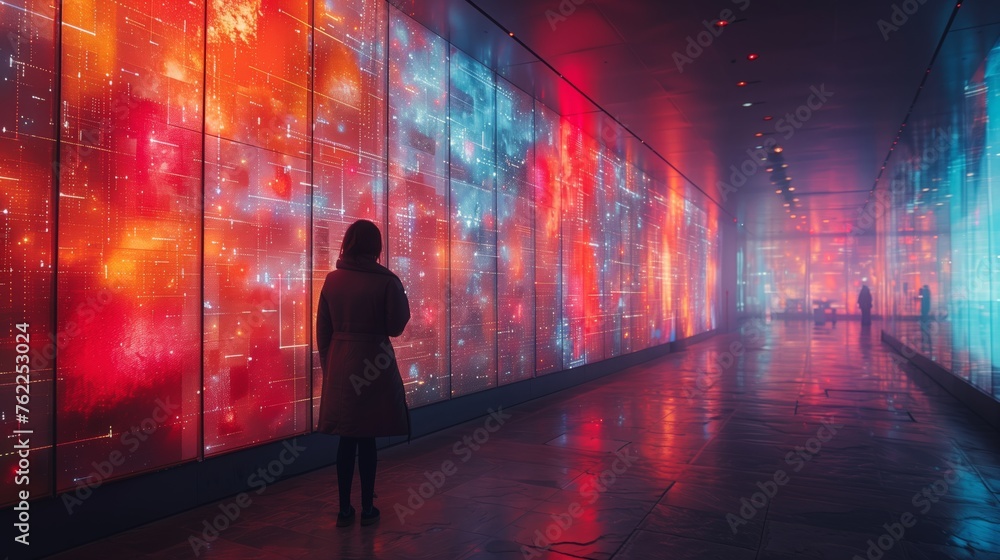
left=337, top=436, right=359, bottom=513
left=357, top=437, right=378, bottom=512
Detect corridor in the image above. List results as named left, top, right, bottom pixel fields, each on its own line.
left=55, top=322, right=1000, bottom=559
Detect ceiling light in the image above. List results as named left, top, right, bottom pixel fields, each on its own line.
left=714, top=19, right=730, bottom=28
left=788, top=187, right=795, bottom=191
left=737, top=81, right=748, bottom=87
left=763, top=116, right=773, bottom=121
left=755, top=132, right=764, bottom=137
left=790, top=214, right=797, bottom=218
left=775, top=189, right=782, bottom=194
left=773, top=146, right=783, bottom=153
left=747, top=53, right=760, bottom=61
left=742, top=102, right=754, bottom=107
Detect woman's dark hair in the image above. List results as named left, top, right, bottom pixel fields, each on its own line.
left=340, top=219, right=383, bottom=259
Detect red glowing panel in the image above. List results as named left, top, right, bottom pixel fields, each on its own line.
left=534, top=103, right=563, bottom=375
left=560, top=119, right=588, bottom=367
left=203, top=141, right=311, bottom=455
left=56, top=0, right=204, bottom=490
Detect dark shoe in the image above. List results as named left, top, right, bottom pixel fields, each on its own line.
left=360, top=506, right=380, bottom=526
left=336, top=506, right=356, bottom=527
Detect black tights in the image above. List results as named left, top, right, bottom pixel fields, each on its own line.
left=337, top=436, right=377, bottom=513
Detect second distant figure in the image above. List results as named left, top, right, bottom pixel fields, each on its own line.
left=919, top=284, right=932, bottom=320
left=857, top=285, right=873, bottom=326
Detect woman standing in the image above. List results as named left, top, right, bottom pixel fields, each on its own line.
left=316, top=219, right=411, bottom=527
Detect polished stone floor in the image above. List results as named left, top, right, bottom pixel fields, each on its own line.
left=53, top=321, right=1000, bottom=559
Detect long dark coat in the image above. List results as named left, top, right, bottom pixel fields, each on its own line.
left=316, top=256, right=411, bottom=438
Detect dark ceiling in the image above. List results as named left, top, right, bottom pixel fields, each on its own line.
left=393, top=0, right=1000, bottom=238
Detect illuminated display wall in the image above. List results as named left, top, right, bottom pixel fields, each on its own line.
left=0, top=1, right=720, bottom=505
left=879, top=36, right=1000, bottom=401
left=745, top=232, right=877, bottom=317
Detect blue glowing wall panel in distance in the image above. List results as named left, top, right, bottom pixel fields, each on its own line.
left=449, top=48, right=498, bottom=396
left=534, top=103, right=563, bottom=375
left=56, top=0, right=204, bottom=490
left=496, top=78, right=535, bottom=385
left=204, top=0, right=312, bottom=454
left=311, top=0, right=388, bottom=424
left=388, top=12, right=450, bottom=406
left=0, top=0, right=57, bottom=503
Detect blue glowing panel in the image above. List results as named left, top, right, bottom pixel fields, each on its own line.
left=388, top=12, right=450, bottom=406
left=203, top=140, right=311, bottom=455
left=449, top=47, right=497, bottom=396
left=496, top=78, right=535, bottom=385
left=534, top=103, right=562, bottom=375
left=0, top=0, right=56, bottom=504
left=311, top=0, right=388, bottom=424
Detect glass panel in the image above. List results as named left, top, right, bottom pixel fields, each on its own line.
left=496, top=78, right=535, bottom=385
left=448, top=47, right=497, bottom=396
left=56, top=0, right=204, bottom=489
left=311, top=0, right=388, bottom=426
left=0, top=0, right=57, bottom=503
left=203, top=0, right=312, bottom=454
left=388, top=12, right=450, bottom=406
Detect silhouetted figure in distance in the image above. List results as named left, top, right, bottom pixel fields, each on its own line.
left=857, top=285, right=873, bottom=326
left=919, top=284, right=931, bottom=319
